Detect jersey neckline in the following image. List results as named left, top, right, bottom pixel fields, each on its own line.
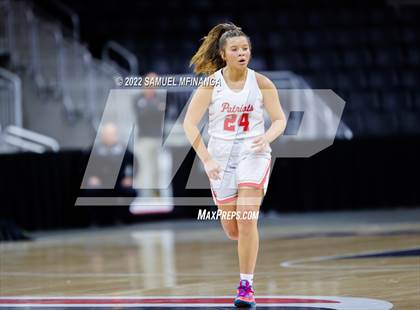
left=220, top=67, right=250, bottom=94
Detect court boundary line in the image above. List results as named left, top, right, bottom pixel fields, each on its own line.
left=0, top=295, right=393, bottom=309
left=281, top=245, right=420, bottom=270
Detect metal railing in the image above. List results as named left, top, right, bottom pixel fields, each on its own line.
left=47, top=0, right=80, bottom=40
left=0, top=0, right=141, bottom=150
left=0, top=67, right=22, bottom=128
left=2, top=125, right=59, bottom=153
left=102, top=41, right=139, bottom=75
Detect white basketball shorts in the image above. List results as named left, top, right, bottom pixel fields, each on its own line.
left=207, top=135, right=272, bottom=205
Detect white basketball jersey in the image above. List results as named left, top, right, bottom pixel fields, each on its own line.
left=208, top=68, right=265, bottom=140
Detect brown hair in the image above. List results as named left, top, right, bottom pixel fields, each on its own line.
left=189, top=22, right=251, bottom=76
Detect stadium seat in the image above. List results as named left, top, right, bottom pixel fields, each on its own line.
left=379, top=91, right=409, bottom=112
left=368, top=69, right=399, bottom=89
left=371, top=48, right=403, bottom=66
left=411, top=91, right=420, bottom=111
left=348, top=90, right=380, bottom=112
left=250, top=56, right=266, bottom=71
left=362, top=112, right=399, bottom=137
left=342, top=49, right=373, bottom=68
left=397, top=110, right=420, bottom=135
left=399, top=70, right=419, bottom=89
left=405, top=47, right=420, bottom=66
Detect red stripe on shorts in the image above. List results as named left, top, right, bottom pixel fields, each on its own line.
left=238, top=159, right=271, bottom=189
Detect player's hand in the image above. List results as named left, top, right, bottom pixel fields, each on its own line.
left=251, top=134, right=269, bottom=153
left=204, top=158, right=223, bottom=181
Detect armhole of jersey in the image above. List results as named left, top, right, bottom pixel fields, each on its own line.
left=254, top=70, right=264, bottom=106
left=210, top=71, right=220, bottom=104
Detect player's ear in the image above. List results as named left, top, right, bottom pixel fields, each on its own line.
left=220, top=50, right=225, bottom=61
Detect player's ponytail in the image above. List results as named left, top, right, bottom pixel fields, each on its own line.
left=190, top=22, right=249, bottom=76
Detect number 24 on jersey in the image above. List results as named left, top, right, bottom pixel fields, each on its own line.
left=223, top=113, right=249, bottom=132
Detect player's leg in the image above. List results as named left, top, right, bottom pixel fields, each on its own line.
left=236, top=156, right=270, bottom=275
left=210, top=184, right=238, bottom=240
left=233, top=185, right=262, bottom=308
left=233, top=151, right=271, bottom=308
left=236, top=186, right=263, bottom=274
left=217, top=198, right=239, bottom=240
left=208, top=138, right=239, bottom=240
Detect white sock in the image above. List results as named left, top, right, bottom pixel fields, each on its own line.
left=240, top=273, right=254, bottom=286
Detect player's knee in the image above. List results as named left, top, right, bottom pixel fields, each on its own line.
left=221, top=220, right=239, bottom=240
left=226, top=229, right=239, bottom=240
left=237, top=218, right=257, bottom=236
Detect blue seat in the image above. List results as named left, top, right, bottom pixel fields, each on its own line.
left=334, top=70, right=368, bottom=91
left=367, top=28, right=389, bottom=45
left=337, top=8, right=369, bottom=26
left=368, top=69, right=398, bottom=89
left=398, top=7, right=420, bottom=25
left=334, top=29, right=367, bottom=47
left=301, top=31, right=322, bottom=49
left=268, top=32, right=299, bottom=51
left=379, top=91, right=410, bottom=112
left=397, top=111, right=420, bottom=135
left=401, top=27, right=419, bottom=44
left=250, top=57, right=266, bottom=71
left=399, top=70, right=419, bottom=89
left=306, top=52, right=324, bottom=70
left=305, top=51, right=340, bottom=69
left=369, top=8, right=396, bottom=25
left=151, top=58, right=170, bottom=74
left=372, top=48, right=403, bottom=66
left=361, top=112, right=399, bottom=137
left=302, top=72, right=334, bottom=89
left=348, top=91, right=380, bottom=112
left=411, top=91, right=420, bottom=111
left=267, top=33, right=284, bottom=50
left=405, top=47, right=420, bottom=66
left=342, top=49, right=373, bottom=67
left=341, top=111, right=363, bottom=137
left=272, top=53, right=306, bottom=71
left=335, top=72, right=354, bottom=90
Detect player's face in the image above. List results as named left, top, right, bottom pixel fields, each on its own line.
left=222, top=36, right=251, bottom=70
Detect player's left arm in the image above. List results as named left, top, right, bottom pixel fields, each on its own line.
left=252, top=73, right=286, bottom=151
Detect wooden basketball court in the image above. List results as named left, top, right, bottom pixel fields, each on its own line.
left=0, top=208, right=419, bottom=309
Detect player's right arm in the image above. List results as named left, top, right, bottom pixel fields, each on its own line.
left=183, top=81, right=222, bottom=180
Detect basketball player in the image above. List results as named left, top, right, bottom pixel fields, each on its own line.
left=183, top=23, right=286, bottom=308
